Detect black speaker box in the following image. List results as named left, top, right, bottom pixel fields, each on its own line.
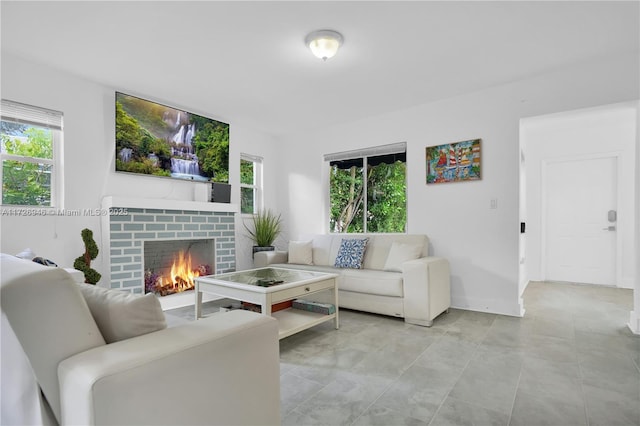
left=211, top=182, right=231, bottom=203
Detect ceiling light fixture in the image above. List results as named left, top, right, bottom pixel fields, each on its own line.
left=305, top=30, right=343, bottom=61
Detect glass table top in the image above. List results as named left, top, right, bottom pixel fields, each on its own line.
left=210, top=267, right=330, bottom=287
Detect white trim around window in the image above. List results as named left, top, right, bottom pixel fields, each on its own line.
left=240, top=153, right=263, bottom=215
left=0, top=99, right=64, bottom=208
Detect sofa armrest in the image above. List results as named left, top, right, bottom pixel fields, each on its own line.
left=58, top=310, right=280, bottom=426
left=402, top=257, right=451, bottom=326
left=254, top=250, right=288, bottom=267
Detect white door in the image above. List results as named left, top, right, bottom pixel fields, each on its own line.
left=544, top=156, right=617, bottom=285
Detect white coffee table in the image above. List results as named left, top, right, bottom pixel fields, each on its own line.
left=195, top=267, right=339, bottom=339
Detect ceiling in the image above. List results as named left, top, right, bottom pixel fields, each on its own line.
left=1, top=1, right=638, bottom=136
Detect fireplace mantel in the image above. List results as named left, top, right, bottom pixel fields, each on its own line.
left=102, top=196, right=238, bottom=213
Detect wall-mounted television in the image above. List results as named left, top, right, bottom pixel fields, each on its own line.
left=115, top=92, right=229, bottom=183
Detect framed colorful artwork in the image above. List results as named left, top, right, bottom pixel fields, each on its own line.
left=426, top=139, right=481, bottom=184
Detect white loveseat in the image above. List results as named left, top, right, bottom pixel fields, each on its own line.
left=254, top=234, right=450, bottom=327
left=1, top=254, right=280, bottom=426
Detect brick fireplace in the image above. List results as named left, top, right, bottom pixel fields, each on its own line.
left=101, top=196, right=237, bottom=309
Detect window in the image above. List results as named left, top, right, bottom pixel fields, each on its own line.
left=326, top=143, right=407, bottom=233
left=240, top=153, right=263, bottom=214
left=1, top=100, right=63, bottom=207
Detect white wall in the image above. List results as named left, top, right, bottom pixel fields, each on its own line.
left=2, top=51, right=639, bottom=319
left=0, top=53, right=280, bottom=276
left=632, top=101, right=640, bottom=334
left=278, top=53, right=639, bottom=316
left=522, top=103, right=637, bottom=289
left=233, top=126, right=283, bottom=271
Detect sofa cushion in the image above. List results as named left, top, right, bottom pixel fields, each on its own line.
left=334, top=238, right=368, bottom=269
left=288, top=240, right=313, bottom=265
left=362, top=234, right=429, bottom=270
left=341, top=269, right=404, bottom=297
left=299, top=234, right=334, bottom=266
left=268, top=263, right=403, bottom=297
left=384, top=241, right=423, bottom=272
left=77, top=284, right=167, bottom=344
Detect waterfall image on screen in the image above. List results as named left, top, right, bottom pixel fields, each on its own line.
left=115, top=92, right=229, bottom=182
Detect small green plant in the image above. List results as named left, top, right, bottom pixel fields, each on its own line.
left=73, top=228, right=101, bottom=284
left=244, top=209, right=282, bottom=247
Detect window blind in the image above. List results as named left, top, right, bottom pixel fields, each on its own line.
left=1, top=99, right=63, bottom=130
left=241, top=153, right=263, bottom=163
left=323, top=142, right=406, bottom=163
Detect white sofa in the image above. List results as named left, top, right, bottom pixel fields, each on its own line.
left=255, top=234, right=450, bottom=327
left=1, top=254, right=280, bottom=426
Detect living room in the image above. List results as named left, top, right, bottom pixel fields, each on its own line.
left=1, top=1, right=639, bottom=425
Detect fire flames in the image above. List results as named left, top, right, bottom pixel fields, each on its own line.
left=156, top=250, right=200, bottom=296
left=170, top=250, right=199, bottom=291
left=145, top=250, right=212, bottom=296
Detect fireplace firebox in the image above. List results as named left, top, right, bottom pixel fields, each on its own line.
left=144, top=239, right=214, bottom=296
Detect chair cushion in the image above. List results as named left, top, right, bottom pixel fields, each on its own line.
left=77, top=284, right=167, bottom=344
left=384, top=241, right=423, bottom=272
left=288, top=240, right=313, bottom=265
left=334, top=238, right=368, bottom=269
left=0, top=254, right=105, bottom=423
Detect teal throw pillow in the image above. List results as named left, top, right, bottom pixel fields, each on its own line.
left=334, top=238, right=369, bottom=269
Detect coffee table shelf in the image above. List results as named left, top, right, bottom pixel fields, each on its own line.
left=195, top=267, right=339, bottom=339
left=272, top=308, right=337, bottom=339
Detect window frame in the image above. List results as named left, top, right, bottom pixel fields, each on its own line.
left=0, top=100, right=64, bottom=208
left=326, top=143, right=407, bottom=234
left=240, top=153, right=263, bottom=215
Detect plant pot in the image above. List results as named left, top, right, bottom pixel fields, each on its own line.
left=252, top=246, right=275, bottom=258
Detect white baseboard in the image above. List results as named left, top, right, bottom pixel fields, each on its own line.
left=450, top=295, right=524, bottom=317
left=628, top=311, right=640, bottom=335
left=619, top=276, right=634, bottom=289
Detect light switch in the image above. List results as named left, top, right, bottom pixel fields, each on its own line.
left=490, top=198, right=498, bottom=209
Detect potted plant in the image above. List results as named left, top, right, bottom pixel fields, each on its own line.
left=73, top=228, right=101, bottom=284
left=244, top=209, right=282, bottom=257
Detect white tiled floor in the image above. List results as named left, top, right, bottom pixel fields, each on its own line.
left=166, top=282, right=639, bottom=425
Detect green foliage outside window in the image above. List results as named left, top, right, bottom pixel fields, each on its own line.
left=366, top=161, right=407, bottom=233
left=240, top=159, right=255, bottom=214
left=240, top=159, right=253, bottom=184
left=1, top=124, right=54, bottom=206
left=330, top=164, right=364, bottom=233
left=330, top=158, right=406, bottom=233
left=241, top=187, right=254, bottom=214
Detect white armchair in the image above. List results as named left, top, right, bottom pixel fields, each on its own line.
left=1, top=254, right=280, bottom=425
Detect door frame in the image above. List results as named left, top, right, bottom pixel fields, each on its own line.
left=540, top=151, right=623, bottom=286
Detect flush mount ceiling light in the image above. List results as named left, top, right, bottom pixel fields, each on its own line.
left=305, top=29, right=344, bottom=61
